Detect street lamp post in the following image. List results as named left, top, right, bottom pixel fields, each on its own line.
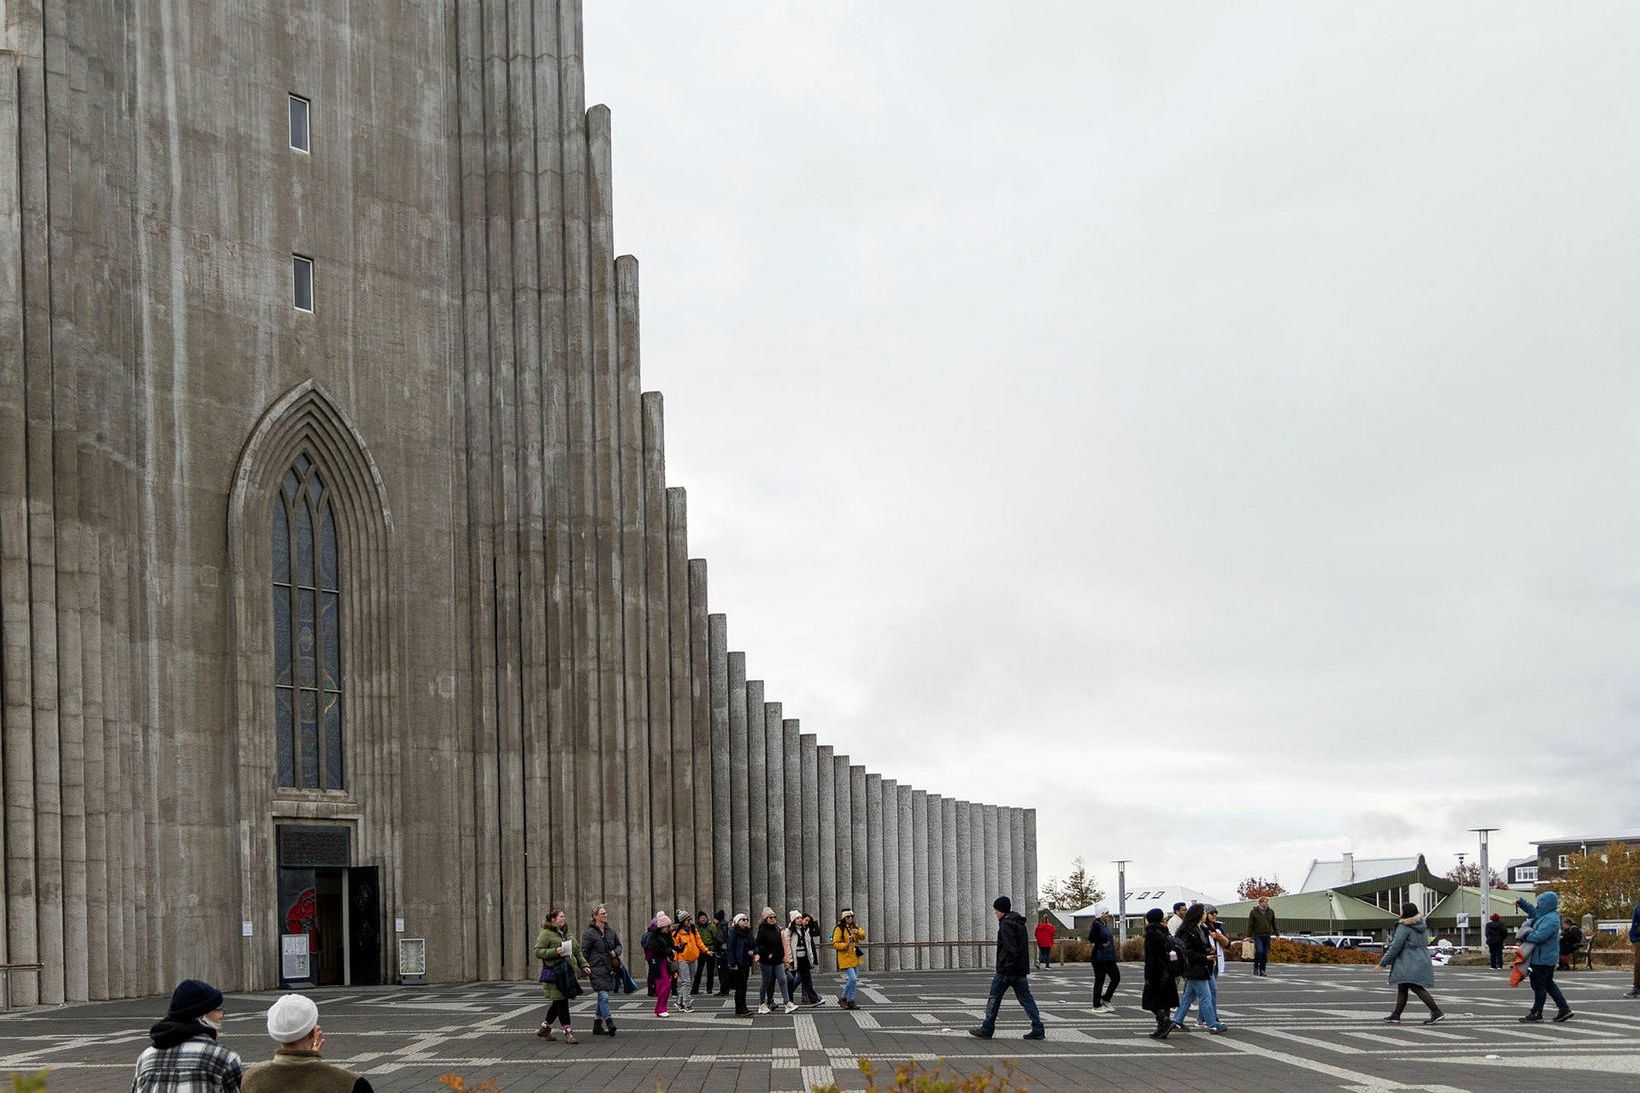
left=1113, top=860, right=1130, bottom=946
left=1455, top=852, right=1467, bottom=947
left=1471, top=827, right=1498, bottom=941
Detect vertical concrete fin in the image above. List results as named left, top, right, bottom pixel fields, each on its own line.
left=705, top=609, right=731, bottom=911
left=726, top=649, right=750, bottom=918
left=640, top=392, right=671, bottom=907
left=687, top=559, right=712, bottom=912
left=664, top=488, right=693, bottom=908
left=762, top=701, right=785, bottom=915
left=616, top=256, right=650, bottom=942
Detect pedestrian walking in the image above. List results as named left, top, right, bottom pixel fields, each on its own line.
left=1170, top=903, right=1228, bottom=1034
left=1167, top=901, right=1187, bottom=935
left=1515, top=892, right=1574, bottom=1022
left=673, top=909, right=704, bottom=1012
left=789, top=912, right=825, bottom=1005
left=646, top=912, right=681, bottom=1017
left=968, top=896, right=1046, bottom=1041
left=694, top=910, right=720, bottom=997
left=1141, top=908, right=1182, bottom=1039
left=1035, top=916, right=1057, bottom=969
left=130, top=979, right=243, bottom=1091
left=1627, top=899, right=1640, bottom=999
left=754, top=906, right=795, bottom=1014
left=535, top=907, right=589, bottom=1042
left=580, top=904, right=625, bottom=1037
left=1247, top=896, right=1278, bottom=976
left=1203, top=905, right=1230, bottom=1020
left=833, top=909, right=867, bottom=1010
left=1484, top=912, right=1508, bottom=970
left=726, top=912, right=756, bottom=1016
left=1378, top=903, right=1444, bottom=1024
left=245, top=994, right=374, bottom=1092
left=1089, top=906, right=1121, bottom=1014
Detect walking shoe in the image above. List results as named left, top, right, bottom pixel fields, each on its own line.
left=1152, top=1017, right=1173, bottom=1040
left=757, top=1004, right=772, bottom=1014
left=561, top=1028, right=577, bottom=1044
left=536, top=1022, right=555, bottom=1040
left=591, top=1019, right=608, bottom=1036
left=1382, top=1014, right=1402, bottom=1023
left=1423, top=1012, right=1445, bottom=1025
left=655, top=1010, right=669, bottom=1018
left=1625, top=988, right=1640, bottom=998
left=838, top=995, right=848, bottom=1008
left=734, top=1009, right=754, bottom=1017
left=1552, top=1010, right=1574, bottom=1023
left=1170, top=1021, right=1191, bottom=1032
left=606, top=1019, right=618, bottom=1036
left=1519, top=1012, right=1543, bottom=1022
left=785, top=1001, right=798, bottom=1014
left=967, top=1028, right=993, bottom=1039
left=1023, top=1028, right=1045, bottom=1040
left=1208, top=1025, right=1230, bottom=1034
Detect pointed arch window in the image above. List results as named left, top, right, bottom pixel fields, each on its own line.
left=272, top=452, right=344, bottom=790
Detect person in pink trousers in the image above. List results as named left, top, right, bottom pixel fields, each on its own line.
left=647, top=913, right=680, bottom=1017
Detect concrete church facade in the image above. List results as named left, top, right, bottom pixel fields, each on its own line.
left=0, top=2, right=1035, bottom=1005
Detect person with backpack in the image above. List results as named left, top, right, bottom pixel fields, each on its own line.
left=968, top=896, right=1046, bottom=1040
left=1377, top=902, right=1444, bottom=1024
left=832, top=909, right=867, bottom=1010
left=535, top=907, right=590, bottom=1042
left=1484, top=912, right=1508, bottom=970
left=672, top=909, right=704, bottom=1013
left=1170, top=903, right=1228, bottom=1034
left=1141, top=908, right=1182, bottom=1039
left=644, top=912, right=681, bottom=1018
left=1088, top=907, right=1120, bottom=1014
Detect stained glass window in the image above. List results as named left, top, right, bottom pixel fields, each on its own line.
left=273, top=453, right=344, bottom=790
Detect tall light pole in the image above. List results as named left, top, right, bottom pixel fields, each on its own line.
left=1455, top=852, right=1467, bottom=947
left=1471, top=827, right=1498, bottom=938
left=1113, top=860, right=1131, bottom=946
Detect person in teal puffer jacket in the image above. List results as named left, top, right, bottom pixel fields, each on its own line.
left=1515, top=891, right=1573, bottom=1023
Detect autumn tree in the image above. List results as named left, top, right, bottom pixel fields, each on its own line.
left=1039, top=857, right=1105, bottom=910
left=1558, top=841, right=1640, bottom=921
left=1236, top=876, right=1287, bottom=900
left=1443, top=862, right=1509, bottom=890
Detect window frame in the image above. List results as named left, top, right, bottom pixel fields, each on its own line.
left=273, top=453, right=345, bottom=792
left=289, top=94, right=311, bottom=153
left=292, top=254, right=315, bottom=313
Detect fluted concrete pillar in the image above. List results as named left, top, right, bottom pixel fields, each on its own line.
left=865, top=772, right=883, bottom=971
left=764, top=702, right=785, bottom=915
left=851, top=765, right=869, bottom=965
left=816, top=743, right=835, bottom=931
left=941, top=797, right=959, bottom=968
left=983, top=804, right=1000, bottom=908
left=833, top=755, right=853, bottom=931
left=746, top=679, right=767, bottom=917
left=800, top=735, right=820, bottom=920
left=911, top=788, right=929, bottom=970
left=727, top=651, right=749, bottom=918
left=881, top=778, right=900, bottom=970
left=956, top=801, right=976, bottom=967
left=665, top=489, right=694, bottom=909
left=926, top=793, right=944, bottom=969
left=708, top=612, right=731, bottom=909
left=1023, top=809, right=1038, bottom=918
left=1009, top=807, right=1027, bottom=919
left=783, top=719, right=802, bottom=915
left=968, top=802, right=987, bottom=967
left=996, top=804, right=1014, bottom=911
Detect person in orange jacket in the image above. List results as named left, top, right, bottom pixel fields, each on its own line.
left=1035, top=918, right=1058, bottom=969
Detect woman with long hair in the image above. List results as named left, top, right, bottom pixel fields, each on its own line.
left=672, top=908, right=703, bottom=1013
left=787, top=911, right=824, bottom=1006
left=1141, top=908, right=1181, bottom=1039
left=754, top=907, right=793, bottom=1014
left=832, top=909, right=867, bottom=1010
left=580, top=904, right=624, bottom=1037
left=535, top=907, right=589, bottom=1043
left=646, top=912, right=679, bottom=1017
left=1170, top=903, right=1227, bottom=1034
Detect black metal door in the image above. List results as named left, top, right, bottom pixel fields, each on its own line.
left=349, top=866, right=383, bottom=986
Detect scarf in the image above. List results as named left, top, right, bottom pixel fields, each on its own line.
left=150, top=1017, right=217, bottom=1050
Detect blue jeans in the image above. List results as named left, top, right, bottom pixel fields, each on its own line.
left=1528, top=964, right=1569, bottom=1015
left=842, top=966, right=859, bottom=1001
left=1174, top=977, right=1219, bottom=1028
left=1253, top=935, right=1271, bottom=969
left=979, top=972, right=1044, bottom=1035
left=594, top=989, right=611, bottom=1019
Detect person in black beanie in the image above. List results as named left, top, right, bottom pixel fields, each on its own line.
left=969, top=896, right=1046, bottom=1040
left=1142, top=908, right=1183, bottom=1039
left=130, top=978, right=244, bottom=1091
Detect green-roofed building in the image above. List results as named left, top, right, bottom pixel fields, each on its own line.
left=1216, top=890, right=1400, bottom=936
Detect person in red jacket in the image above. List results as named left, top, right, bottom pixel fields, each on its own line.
left=1034, top=918, right=1058, bottom=969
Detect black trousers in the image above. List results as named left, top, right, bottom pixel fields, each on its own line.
left=1093, top=961, right=1120, bottom=1003
left=1389, top=984, right=1438, bottom=1016
left=693, top=953, right=717, bottom=994
left=726, top=965, right=750, bottom=1012
left=1487, top=942, right=1504, bottom=969
left=543, top=998, right=571, bottom=1026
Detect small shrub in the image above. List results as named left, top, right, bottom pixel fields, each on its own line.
left=1056, top=940, right=1092, bottom=963
left=438, top=1076, right=499, bottom=1092
left=1119, top=937, right=1144, bottom=962
left=11, top=1073, right=50, bottom=1093
left=1268, top=939, right=1379, bottom=965
left=813, top=1057, right=1027, bottom=1093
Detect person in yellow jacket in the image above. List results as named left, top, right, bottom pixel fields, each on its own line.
left=673, top=908, right=706, bottom=1013
left=832, top=909, right=867, bottom=1010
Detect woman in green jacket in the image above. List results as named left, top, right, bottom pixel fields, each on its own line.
left=535, top=907, right=590, bottom=1042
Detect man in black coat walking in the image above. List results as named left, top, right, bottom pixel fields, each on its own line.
left=969, top=896, right=1046, bottom=1040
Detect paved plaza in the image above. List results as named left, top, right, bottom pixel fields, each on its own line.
left=3, top=965, right=1637, bottom=1091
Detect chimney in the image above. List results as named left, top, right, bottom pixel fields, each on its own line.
left=1342, top=852, right=1354, bottom=883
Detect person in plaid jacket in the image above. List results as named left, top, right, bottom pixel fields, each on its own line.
left=130, top=979, right=243, bottom=1092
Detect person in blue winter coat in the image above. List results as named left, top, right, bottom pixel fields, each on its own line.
left=1625, top=901, right=1640, bottom=1000
left=1515, top=891, right=1573, bottom=1022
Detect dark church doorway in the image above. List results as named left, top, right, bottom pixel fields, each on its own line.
left=276, top=825, right=381, bottom=986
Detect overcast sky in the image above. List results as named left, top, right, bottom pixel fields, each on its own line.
left=583, top=1, right=1640, bottom=903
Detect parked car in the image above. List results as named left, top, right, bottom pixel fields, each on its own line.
left=1279, top=935, right=1324, bottom=946
left=1314, top=935, right=1376, bottom=950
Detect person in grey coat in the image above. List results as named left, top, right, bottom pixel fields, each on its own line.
left=1378, top=903, right=1444, bottom=1024
left=581, top=904, right=626, bottom=1036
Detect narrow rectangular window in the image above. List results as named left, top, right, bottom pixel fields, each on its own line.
left=289, top=94, right=310, bottom=152
left=293, top=255, right=314, bottom=312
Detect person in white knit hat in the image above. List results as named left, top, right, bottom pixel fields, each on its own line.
left=242, top=993, right=375, bottom=1092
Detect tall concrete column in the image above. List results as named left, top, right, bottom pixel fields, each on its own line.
left=880, top=778, right=900, bottom=970
left=926, top=793, right=944, bottom=969
left=996, top=804, right=1014, bottom=912
left=745, top=678, right=767, bottom=917
left=688, top=562, right=716, bottom=911
left=816, top=743, right=835, bottom=930
left=665, top=490, right=695, bottom=909
left=1023, top=809, right=1038, bottom=918
left=833, top=754, right=853, bottom=929
left=801, top=734, right=821, bottom=920
left=1009, top=807, right=1027, bottom=919
left=708, top=616, right=731, bottom=910
left=983, top=805, right=1001, bottom=909
left=911, top=789, right=929, bottom=970
left=640, top=392, right=672, bottom=909
left=941, top=797, right=959, bottom=969
left=727, top=651, right=750, bottom=917
left=968, top=802, right=987, bottom=966
left=783, top=720, right=803, bottom=914
left=764, top=702, right=785, bottom=915
left=897, top=784, right=916, bottom=969
left=956, top=802, right=975, bottom=968
left=865, top=772, right=884, bottom=971
left=850, top=765, right=869, bottom=964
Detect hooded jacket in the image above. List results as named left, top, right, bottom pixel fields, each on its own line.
left=1517, top=892, right=1562, bottom=967
left=1140, top=922, right=1181, bottom=1011
left=1088, top=917, right=1118, bottom=963
left=726, top=922, right=755, bottom=969
left=1629, top=901, right=1640, bottom=945
left=1379, top=911, right=1435, bottom=988
left=995, top=910, right=1031, bottom=978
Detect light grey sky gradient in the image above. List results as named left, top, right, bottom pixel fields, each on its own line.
left=584, top=2, right=1640, bottom=901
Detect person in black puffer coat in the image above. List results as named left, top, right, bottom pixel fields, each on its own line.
left=969, top=896, right=1045, bottom=1040
left=1170, top=903, right=1228, bottom=1033
left=1142, top=908, right=1182, bottom=1038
